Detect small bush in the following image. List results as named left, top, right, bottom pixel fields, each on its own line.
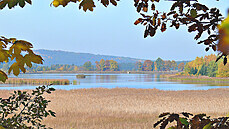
left=0, top=85, right=56, bottom=129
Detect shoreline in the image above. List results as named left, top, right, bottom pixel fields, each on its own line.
left=161, top=74, right=229, bottom=83
left=26, top=70, right=179, bottom=74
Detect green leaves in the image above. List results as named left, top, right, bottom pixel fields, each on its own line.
left=0, top=0, right=32, bottom=9
left=0, top=86, right=56, bottom=128
left=203, top=122, right=212, bottom=129
left=190, top=9, right=197, bottom=18
left=179, top=117, right=189, bottom=126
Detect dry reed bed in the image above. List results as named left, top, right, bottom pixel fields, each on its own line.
left=0, top=88, right=229, bottom=128
left=0, top=78, right=70, bottom=85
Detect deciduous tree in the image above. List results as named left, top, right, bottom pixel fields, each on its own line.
left=142, top=60, right=154, bottom=71
left=109, top=60, right=119, bottom=71
left=99, top=59, right=105, bottom=71
left=83, top=61, right=93, bottom=71
left=178, top=62, right=185, bottom=71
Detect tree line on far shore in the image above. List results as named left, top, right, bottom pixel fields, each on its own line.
left=135, top=58, right=185, bottom=72
left=0, top=58, right=186, bottom=73
left=183, top=54, right=229, bottom=77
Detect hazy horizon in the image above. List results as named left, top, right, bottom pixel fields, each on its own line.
left=35, top=49, right=215, bottom=61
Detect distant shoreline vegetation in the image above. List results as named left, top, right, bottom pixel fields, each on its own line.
left=26, top=70, right=179, bottom=74
left=161, top=74, right=229, bottom=85
left=1, top=54, right=228, bottom=77
left=160, top=54, right=229, bottom=84
left=0, top=58, right=187, bottom=74
left=183, top=54, right=229, bottom=77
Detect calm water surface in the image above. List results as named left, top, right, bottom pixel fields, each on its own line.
left=1, top=73, right=229, bottom=90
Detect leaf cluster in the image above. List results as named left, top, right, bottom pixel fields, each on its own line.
left=54, top=0, right=120, bottom=11
left=0, top=0, right=31, bottom=9
left=154, top=112, right=229, bottom=129
left=0, top=85, right=56, bottom=129
left=0, top=36, right=43, bottom=82
left=134, top=0, right=227, bottom=62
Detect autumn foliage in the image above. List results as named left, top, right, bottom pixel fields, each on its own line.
left=0, top=37, right=43, bottom=82
left=135, top=58, right=181, bottom=72
left=184, top=54, right=229, bottom=77
left=154, top=112, right=229, bottom=129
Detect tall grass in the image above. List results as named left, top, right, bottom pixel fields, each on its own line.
left=0, top=88, right=225, bottom=129
left=0, top=78, right=70, bottom=85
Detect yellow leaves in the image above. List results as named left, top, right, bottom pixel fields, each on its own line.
left=8, top=62, right=27, bottom=76
left=0, top=70, right=8, bottom=83
left=8, top=63, right=20, bottom=76
left=0, top=49, right=10, bottom=63
left=0, top=37, right=43, bottom=80
left=51, top=0, right=79, bottom=8
left=217, top=14, right=229, bottom=55
left=7, top=53, right=43, bottom=76
left=0, top=41, right=7, bottom=49
left=9, top=40, right=33, bottom=55
left=52, top=0, right=60, bottom=7
left=24, top=53, right=43, bottom=65
left=0, top=0, right=31, bottom=9
left=50, top=0, right=118, bottom=12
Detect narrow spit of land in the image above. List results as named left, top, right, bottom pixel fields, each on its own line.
left=161, top=74, right=229, bottom=84
left=1, top=88, right=229, bottom=129
left=0, top=78, right=70, bottom=85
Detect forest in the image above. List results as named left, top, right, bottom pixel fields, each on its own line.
left=0, top=58, right=186, bottom=72
left=184, top=54, right=229, bottom=77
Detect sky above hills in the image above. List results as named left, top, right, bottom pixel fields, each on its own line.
left=0, top=0, right=228, bottom=61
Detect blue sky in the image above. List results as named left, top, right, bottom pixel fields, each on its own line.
left=0, top=0, right=228, bottom=61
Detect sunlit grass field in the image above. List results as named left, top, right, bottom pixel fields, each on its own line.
left=1, top=88, right=229, bottom=129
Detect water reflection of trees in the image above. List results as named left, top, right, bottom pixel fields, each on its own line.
left=154, top=74, right=162, bottom=82
left=95, top=74, right=163, bottom=84
left=96, top=75, right=118, bottom=83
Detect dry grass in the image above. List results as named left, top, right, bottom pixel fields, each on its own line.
left=0, top=78, right=69, bottom=85
left=1, top=88, right=229, bottom=128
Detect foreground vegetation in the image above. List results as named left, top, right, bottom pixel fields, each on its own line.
left=0, top=86, right=56, bottom=128
left=0, top=78, right=70, bottom=85
left=0, top=88, right=227, bottom=129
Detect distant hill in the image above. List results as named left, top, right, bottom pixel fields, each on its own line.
left=34, top=49, right=145, bottom=66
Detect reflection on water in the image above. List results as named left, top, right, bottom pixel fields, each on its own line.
left=1, top=73, right=229, bottom=90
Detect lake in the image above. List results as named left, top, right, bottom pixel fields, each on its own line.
left=1, top=73, right=229, bottom=90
